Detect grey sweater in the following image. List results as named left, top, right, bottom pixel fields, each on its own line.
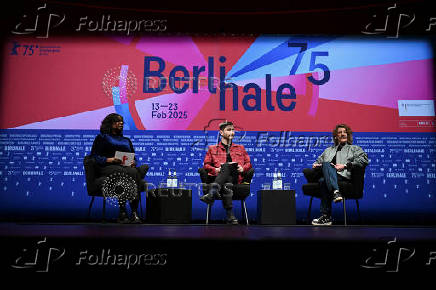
left=315, top=143, right=369, bottom=179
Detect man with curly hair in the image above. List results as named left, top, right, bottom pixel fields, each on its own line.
left=310, top=124, right=369, bottom=226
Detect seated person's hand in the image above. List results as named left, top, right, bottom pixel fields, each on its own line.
left=107, top=157, right=122, bottom=164
left=237, top=165, right=244, bottom=173
left=215, top=167, right=221, bottom=173
left=334, top=163, right=346, bottom=172
left=312, top=163, right=322, bottom=168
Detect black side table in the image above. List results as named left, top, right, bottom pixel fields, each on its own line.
left=257, top=190, right=296, bottom=225
left=146, top=188, right=192, bottom=224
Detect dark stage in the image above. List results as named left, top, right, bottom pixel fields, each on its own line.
left=1, top=222, right=436, bottom=273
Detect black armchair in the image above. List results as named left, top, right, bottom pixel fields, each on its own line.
left=198, top=167, right=254, bottom=225
left=83, top=155, right=148, bottom=221
left=302, top=165, right=366, bottom=225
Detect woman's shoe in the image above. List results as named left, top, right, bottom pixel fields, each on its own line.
left=130, top=212, right=142, bottom=224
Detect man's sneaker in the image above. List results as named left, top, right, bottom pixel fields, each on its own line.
left=312, top=215, right=332, bottom=226
left=200, top=193, right=214, bottom=204
left=226, top=217, right=239, bottom=225
left=333, top=190, right=343, bottom=203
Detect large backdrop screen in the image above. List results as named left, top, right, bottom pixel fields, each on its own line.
left=1, top=35, right=435, bottom=222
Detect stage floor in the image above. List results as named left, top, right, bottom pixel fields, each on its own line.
left=1, top=222, right=436, bottom=273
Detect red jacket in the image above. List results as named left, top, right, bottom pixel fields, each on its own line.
left=203, top=142, right=252, bottom=184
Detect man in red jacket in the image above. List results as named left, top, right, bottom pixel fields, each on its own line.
left=200, top=121, right=252, bottom=224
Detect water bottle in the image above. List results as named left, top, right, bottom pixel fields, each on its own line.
left=272, top=170, right=278, bottom=190
left=167, top=169, right=172, bottom=188
left=172, top=169, right=178, bottom=188
left=277, top=170, right=283, bottom=190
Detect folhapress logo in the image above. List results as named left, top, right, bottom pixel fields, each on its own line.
left=361, top=237, right=436, bottom=272
left=361, top=3, right=436, bottom=38
left=11, top=3, right=66, bottom=38
left=361, top=238, right=415, bottom=272
left=11, top=237, right=66, bottom=272
left=11, top=3, right=167, bottom=39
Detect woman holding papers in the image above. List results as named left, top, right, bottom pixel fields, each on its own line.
left=91, top=113, right=147, bottom=223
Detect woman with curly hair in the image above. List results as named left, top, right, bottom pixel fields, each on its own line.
left=90, top=113, right=147, bottom=223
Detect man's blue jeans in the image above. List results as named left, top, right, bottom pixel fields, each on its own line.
left=318, top=162, right=346, bottom=216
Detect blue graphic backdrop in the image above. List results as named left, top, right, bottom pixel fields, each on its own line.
left=0, top=129, right=435, bottom=223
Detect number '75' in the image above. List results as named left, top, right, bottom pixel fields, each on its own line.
left=288, top=42, right=330, bottom=85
